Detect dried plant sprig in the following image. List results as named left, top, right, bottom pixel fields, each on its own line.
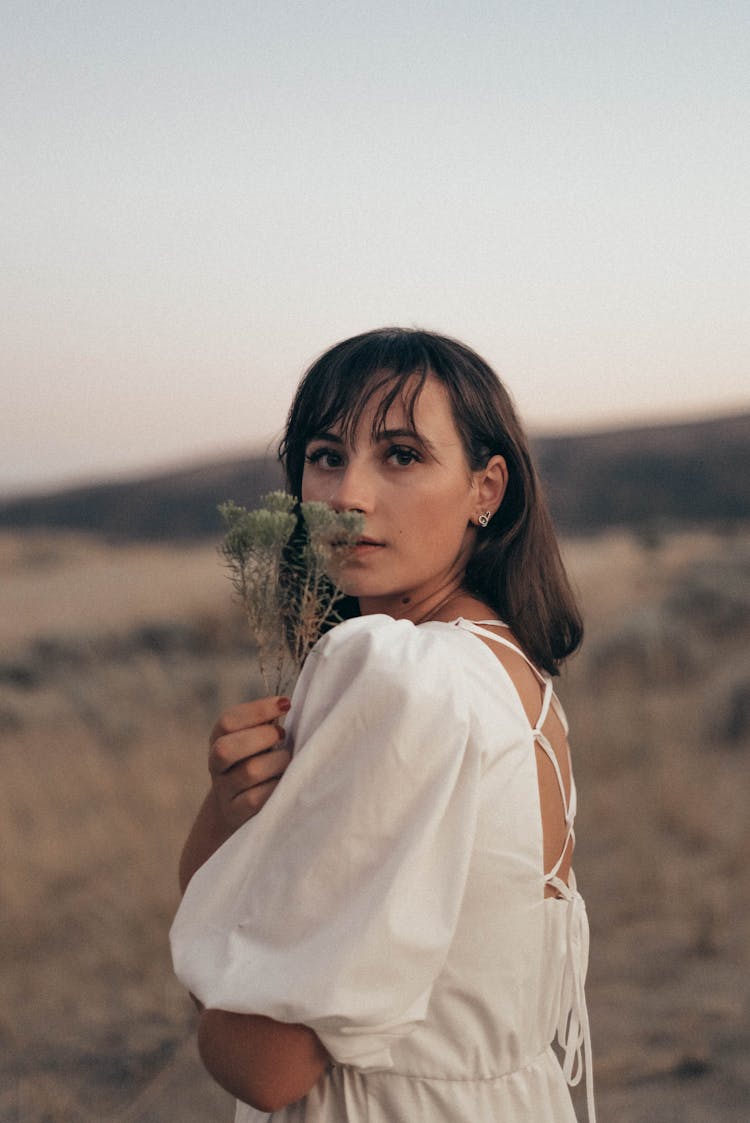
left=219, top=495, right=297, bottom=694
left=219, top=492, right=363, bottom=695
left=285, top=503, right=365, bottom=671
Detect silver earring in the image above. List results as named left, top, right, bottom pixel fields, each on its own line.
left=478, top=511, right=492, bottom=528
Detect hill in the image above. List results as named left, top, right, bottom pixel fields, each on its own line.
left=0, top=455, right=284, bottom=541
left=2, top=411, right=749, bottom=540
left=536, top=411, right=750, bottom=534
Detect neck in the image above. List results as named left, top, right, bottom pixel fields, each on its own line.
left=356, top=536, right=481, bottom=625
left=359, top=575, right=468, bottom=626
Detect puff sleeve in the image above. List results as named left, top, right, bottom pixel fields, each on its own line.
left=170, top=616, right=483, bottom=1069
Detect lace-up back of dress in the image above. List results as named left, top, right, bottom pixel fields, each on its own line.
left=455, top=620, right=575, bottom=896
left=454, top=618, right=596, bottom=1121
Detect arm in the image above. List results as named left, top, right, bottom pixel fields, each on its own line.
left=178, top=694, right=329, bottom=1104
left=178, top=695, right=292, bottom=894
left=178, top=787, right=232, bottom=895
left=197, top=1011, right=329, bottom=1112
left=172, top=619, right=480, bottom=1075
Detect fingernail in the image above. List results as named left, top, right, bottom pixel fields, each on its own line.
left=277, top=697, right=291, bottom=713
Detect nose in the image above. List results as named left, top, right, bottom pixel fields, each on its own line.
left=328, top=459, right=374, bottom=515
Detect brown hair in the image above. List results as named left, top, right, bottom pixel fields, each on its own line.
left=279, top=327, right=582, bottom=674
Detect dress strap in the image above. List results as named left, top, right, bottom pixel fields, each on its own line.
left=457, top=619, right=548, bottom=686
left=538, top=729, right=576, bottom=882
left=457, top=618, right=575, bottom=842
left=454, top=618, right=569, bottom=733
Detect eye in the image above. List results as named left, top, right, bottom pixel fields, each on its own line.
left=387, top=444, right=422, bottom=467
left=304, top=446, right=344, bottom=470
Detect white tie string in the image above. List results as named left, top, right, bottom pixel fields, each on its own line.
left=547, top=871, right=596, bottom=1123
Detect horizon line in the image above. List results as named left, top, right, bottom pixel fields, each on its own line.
left=3, top=401, right=749, bottom=505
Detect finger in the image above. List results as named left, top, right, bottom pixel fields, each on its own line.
left=209, top=696, right=291, bottom=743
left=209, top=723, right=285, bottom=776
left=227, top=777, right=281, bottom=825
left=221, top=747, right=292, bottom=795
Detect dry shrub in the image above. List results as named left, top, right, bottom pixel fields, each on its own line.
left=2, top=526, right=749, bottom=1121
left=559, top=528, right=750, bottom=1120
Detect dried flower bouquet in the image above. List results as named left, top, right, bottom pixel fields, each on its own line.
left=219, top=492, right=363, bottom=695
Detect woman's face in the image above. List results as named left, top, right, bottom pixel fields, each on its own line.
left=301, top=374, right=501, bottom=619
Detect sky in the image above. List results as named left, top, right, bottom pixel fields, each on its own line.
left=3, top=1, right=749, bottom=497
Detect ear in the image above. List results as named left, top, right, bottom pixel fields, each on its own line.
left=472, top=455, right=508, bottom=523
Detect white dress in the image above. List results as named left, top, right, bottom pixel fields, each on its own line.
left=170, top=615, right=595, bottom=1122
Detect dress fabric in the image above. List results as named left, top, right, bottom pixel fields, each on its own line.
left=170, top=614, right=595, bottom=1122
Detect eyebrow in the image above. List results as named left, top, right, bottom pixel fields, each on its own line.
left=378, top=428, right=438, bottom=457
left=307, top=428, right=438, bottom=457
left=307, top=431, right=344, bottom=445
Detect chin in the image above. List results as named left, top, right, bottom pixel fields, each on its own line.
left=338, top=577, right=390, bottom=600
left=338, top=579, right=373, bottom=598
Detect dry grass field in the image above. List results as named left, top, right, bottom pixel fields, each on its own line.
left=1, top=525, right=749, bottom=1122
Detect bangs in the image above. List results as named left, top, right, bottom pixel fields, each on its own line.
left=309, top=365, right=430, bottom=447
left=281, top=330, right=439, bottom=492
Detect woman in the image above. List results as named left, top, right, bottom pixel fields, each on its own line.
left=171, top=328, right=596, bottom=1122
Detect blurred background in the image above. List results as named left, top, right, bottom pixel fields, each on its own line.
left=2, top=3, right=749, bottom=1120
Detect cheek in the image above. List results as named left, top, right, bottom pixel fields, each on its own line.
left=404, top=483, right=473, bottom=543
left=428, top=473, right=475, bottom=516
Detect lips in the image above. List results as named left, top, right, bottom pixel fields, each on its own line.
left=339, top=537, right=385, bottom=558
left=331, top=536, right=384, bottom=551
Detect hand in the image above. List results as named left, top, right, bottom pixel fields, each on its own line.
left=208, top=696, right=293, bottom=832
